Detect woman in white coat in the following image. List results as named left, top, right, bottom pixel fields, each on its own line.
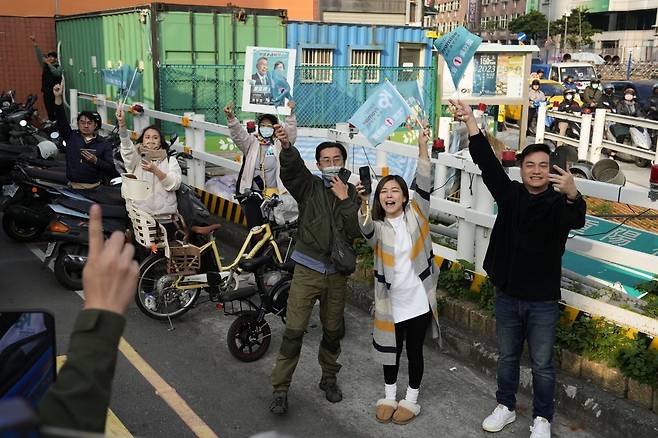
left=116, top=106, right=182, bottom=238
left=224, top=101, right=298, bottom=227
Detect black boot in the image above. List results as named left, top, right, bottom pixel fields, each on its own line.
left=269, top=391, right=288, bottom=414
left=319, top=376, right=343, bottom=403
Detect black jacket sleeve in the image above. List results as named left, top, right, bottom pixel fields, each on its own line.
left=335, top=186, right=361, bottom=241
left=279, top=146, right=315, bottom=202
left=559, top=195, right=587, bottom=231
left=54, top=103, right=72, bottom=141
left=468, top=132, right=513, bottom=204
left=95, top=144, right=115, bottom=176
left=37, top=310, right=125, bottom=433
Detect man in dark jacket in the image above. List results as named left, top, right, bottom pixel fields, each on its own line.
left=582, top=79, right=603, bottom=109
left=53, top=84, right=115, bottom=188
left=269, top=125, right=361, bottom=415
left=451, top=100, right=585, bottom=438
left=30, top=35, right=62, bottom=121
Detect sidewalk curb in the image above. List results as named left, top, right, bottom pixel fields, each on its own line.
left=343, top=279, right=658, bottom=438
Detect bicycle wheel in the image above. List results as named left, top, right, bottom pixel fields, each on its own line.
left=135, top=253, right=200, bottom=320
left=227, top=311, right=271, bottom=362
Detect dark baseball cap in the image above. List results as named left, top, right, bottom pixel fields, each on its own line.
left=515, top=143, right=551, bottom=162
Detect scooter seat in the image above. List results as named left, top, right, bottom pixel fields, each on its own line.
left=72, top=185, right=124, bottom=205
left=59, top=198, right=126, bottom=219
left=24, top=166, right=68, bottom=185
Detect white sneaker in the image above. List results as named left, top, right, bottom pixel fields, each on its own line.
left=529, top=416, right=551, bottom=438
left=482, top=404, right=516, bottom=432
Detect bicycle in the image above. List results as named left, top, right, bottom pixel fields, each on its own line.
left=123, top=177, right=296, bottom=323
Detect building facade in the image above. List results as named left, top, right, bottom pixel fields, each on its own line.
left=528, top=0, right=658, bottom=61
left=479, top=0, right=527, bottom=42
left=317, top=0, right=409, bottom=25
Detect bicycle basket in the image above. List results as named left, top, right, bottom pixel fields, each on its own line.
left=168, top=243, right=202, bottom=275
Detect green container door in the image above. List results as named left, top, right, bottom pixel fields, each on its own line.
left=157, top=11, right=285, bottom=65
left=56, top=10, right=156, bottom=109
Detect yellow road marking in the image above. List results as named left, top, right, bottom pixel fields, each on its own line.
left=118, top=339, right=219, bottom=438
left=57, top=356, right=133, bottom=437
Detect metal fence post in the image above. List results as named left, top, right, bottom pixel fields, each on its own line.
left=474, top=175, right=494, bottom=273
left=192, top=114, right=206, bottom=189
left=535, top=102, right=547, bottom=143
left=578, top=112, right=593, bottom=161
left=590, top=108, right=607, bottom=163
left=456, top=169, right=475, bottom=265
left=95, top=94, right=107, bottom=128
left=69, top=89, right=78, bottom=128
left=183, top=112, right=196, bottom=186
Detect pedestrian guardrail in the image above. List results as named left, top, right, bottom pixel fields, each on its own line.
left=72, top=89, right=658, bottom=344
left=536, top=104, right=658, bottom=164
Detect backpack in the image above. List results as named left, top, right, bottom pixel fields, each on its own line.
left=176, top=183, right=211, bottom=228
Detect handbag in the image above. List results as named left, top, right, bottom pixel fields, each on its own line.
left=324, top=192, right=356, bottom=275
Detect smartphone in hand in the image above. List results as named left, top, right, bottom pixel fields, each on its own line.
left=337, top=167, right=351, bottom=184
left=549, top=150, right=567, bottom=174
left=358, top=166, right=372, bottom=194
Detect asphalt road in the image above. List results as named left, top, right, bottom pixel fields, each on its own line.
left=1, top=231, right=598, bottom=438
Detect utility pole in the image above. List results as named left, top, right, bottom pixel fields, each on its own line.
left=564, top=15, right=569, bottom=51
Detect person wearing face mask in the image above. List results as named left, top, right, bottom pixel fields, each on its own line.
left=225, top=101, right=298, bottom=227
left=268, top=126, right=361, bottom=415
left=562, top=75, right=577, bottom=91
left=556, top=89, right=581, bottom=146
left=355, top=124, right=440, bottom=425
left=644, top=83, right=658, bottom=120
left=117, top=106, right=182, bottom=234
left=528, top=80, right=546, bottom=135
left=611, top=87, right=643, bottom=143
left=53, top=84, right=116, bottom=189
left=599, top=83, right=617, bottom=110
left=582, top=79, right=603, bottom=109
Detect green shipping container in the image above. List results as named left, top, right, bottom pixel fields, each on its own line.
left=55, top=4, right=286, bottom=113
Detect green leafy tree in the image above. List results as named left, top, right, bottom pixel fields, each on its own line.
left=508, top=10, right=549, bottom=43
left=551, top=7, right=601, bottom=49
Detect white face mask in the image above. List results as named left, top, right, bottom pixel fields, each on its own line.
left=625, top=94, right=634, bottom=101
left=565, top=94, right=573, bottom=101
left=592, top=84, right=599, bottom=89
left=259, top=126, right=274, bottom=138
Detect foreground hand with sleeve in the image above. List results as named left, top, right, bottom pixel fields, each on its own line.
left=37, top=204, right=140, bottom=432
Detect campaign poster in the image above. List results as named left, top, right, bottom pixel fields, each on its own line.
left=472, top=54, right=497, bottom=96
left=241, top=46, right=296, bottom=116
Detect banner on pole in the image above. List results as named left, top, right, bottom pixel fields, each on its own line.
left=434, top=26, right=482, bottom=89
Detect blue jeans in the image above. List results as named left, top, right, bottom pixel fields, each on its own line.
left=495, top=291, right=560, bottom=421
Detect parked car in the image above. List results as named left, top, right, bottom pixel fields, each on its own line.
left=548, top=62, right=598, bottom=91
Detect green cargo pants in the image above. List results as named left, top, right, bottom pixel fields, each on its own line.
left=271, top=263, right=347, bottom=392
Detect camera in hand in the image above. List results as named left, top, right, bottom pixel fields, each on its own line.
left=358, top=166, right=371, bottom=194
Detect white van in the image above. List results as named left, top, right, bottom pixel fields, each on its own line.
left=548, top=62, right=598, bottom=91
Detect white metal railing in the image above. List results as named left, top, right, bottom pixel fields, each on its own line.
left=71, top=90, right=658, bottom=338
left=536, top=104, right=658, bottom=163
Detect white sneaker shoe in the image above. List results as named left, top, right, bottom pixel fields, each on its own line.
left=529, top=416, right=551, bottom=438
left=482, top=404, right=516, bottom=432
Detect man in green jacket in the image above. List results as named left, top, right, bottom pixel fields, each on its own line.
left=37, top=204, right=139, bottom=433
left=29, top=35, right=62, bottom=121
left=582, top=79, right=603, bottom=109
left=269, top=124, right=361, bottom=415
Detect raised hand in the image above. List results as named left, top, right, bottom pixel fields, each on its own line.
left=330, top=176, right=348, bottom=201
left=116, top=105, right=126, bottom=129
left=273, top=123, right=290, bottom=149
left=548, top=166, right=578, bottom=200
left=82, top=204, right=139, bottom=315
left=223, top=102, right=235, bottom=120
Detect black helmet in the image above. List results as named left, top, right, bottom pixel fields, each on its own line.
left=77, top=110, right=102, bottom=131
left=257, top=113, right=278, bottom=126
left=591, top=78, right=600, bottom=85
left=652, top=83, right=658, bottom=92
left=603, top=83, right=614, bottom=92
left=563, top=88, right=577, bottom=96
left=531, top=79, right=541, bottom=86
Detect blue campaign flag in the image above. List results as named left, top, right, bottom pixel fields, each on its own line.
left=348, top=80, right=412, bottom=146
left=270, top=70, right=292, bottom=107
left=396, top=80, right=425, bottom=125
left=434, top=26, right=482, bottom=89
left=102, top=64, right=142, bottom=98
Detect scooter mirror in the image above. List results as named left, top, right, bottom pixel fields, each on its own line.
left=50, top=131, right=60, bottom=139
left=19, top=120, right=28, bottom=127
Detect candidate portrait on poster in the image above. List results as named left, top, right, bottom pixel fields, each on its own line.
left=241, top=46, right=296, bottom=116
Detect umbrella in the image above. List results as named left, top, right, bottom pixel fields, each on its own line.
left=571, top=52, right=606, bottom=65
